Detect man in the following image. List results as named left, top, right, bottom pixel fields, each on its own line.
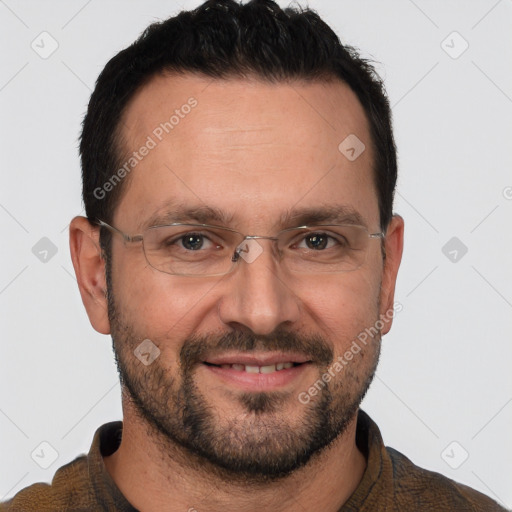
left=1, top=1, right=507, bottom=511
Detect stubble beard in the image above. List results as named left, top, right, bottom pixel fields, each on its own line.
left=106, top=271, right=381, bottom=483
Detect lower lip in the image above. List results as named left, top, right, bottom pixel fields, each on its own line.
left=202, top=363, right=310, bottom=391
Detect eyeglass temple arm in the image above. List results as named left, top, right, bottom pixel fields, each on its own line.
left=96, top=220, right=143, bottom=244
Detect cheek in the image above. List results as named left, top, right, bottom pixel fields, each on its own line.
left=110, top=253, right=176, bottom=336
left=111, top=253, right=218, bottom=347
left=301, top=272, right=381, bottom=352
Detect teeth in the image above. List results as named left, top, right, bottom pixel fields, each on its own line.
left=219, top=363, right=296, bottom=373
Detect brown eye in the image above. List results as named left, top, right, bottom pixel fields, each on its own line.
left=305, top=233, right=328, bottom=250
left=181, top=233, right=205, bottom=250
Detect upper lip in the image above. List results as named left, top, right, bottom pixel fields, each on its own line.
left=204, top=352, right=311, bottom=366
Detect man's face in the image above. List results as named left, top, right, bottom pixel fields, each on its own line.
left=104, top=74, right=396, bottom=480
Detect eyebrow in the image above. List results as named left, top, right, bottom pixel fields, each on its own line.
left=279, top=205, right=366, bottom=229
left=141, top=204, right=235, bottom=230
left=140, top=202, right=367, bottom=231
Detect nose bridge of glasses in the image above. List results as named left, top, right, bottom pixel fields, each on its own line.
left=232, top=233, right=282, bottom=264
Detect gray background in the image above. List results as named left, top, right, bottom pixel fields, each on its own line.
left=1, top=0, right=511, bottom=507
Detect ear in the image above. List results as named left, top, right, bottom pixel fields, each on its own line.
left=69, top=216, right=111, bottom=335
left=378, top=214, right=404, bottom=335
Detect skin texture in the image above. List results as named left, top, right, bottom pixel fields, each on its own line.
left=70, top=74, right=404, bottom=511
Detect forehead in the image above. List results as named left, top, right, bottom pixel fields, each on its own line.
left=115, top=73, right=378, bottom=231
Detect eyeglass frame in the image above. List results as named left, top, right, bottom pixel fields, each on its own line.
left=96, top=219, right=385, bottom=277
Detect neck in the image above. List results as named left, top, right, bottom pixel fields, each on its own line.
left=104, top=399, right=366, bottom=512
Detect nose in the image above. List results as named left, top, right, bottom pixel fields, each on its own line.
left=217, top=238, right=301, bottom=335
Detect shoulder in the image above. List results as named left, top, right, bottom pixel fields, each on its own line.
left=0, top=455, right=94, bottom=512
left=386, top=447, right=507, bottom=511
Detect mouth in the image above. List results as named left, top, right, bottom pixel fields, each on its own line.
left=201, top=353, right=312, bottom=391
left=204, top=361, right=301, bottom=373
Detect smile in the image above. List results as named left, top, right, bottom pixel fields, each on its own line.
left=201, top=354, right=311, bottom=391
left=205, top=362, right=299, bottom=373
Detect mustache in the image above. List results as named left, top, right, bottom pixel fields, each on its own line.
left=180, top=329, right=333, bottom=371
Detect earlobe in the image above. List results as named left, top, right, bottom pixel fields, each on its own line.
left=379, top=214, right=404, bottom=335
left=69, top=216, right=111, bottom=335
